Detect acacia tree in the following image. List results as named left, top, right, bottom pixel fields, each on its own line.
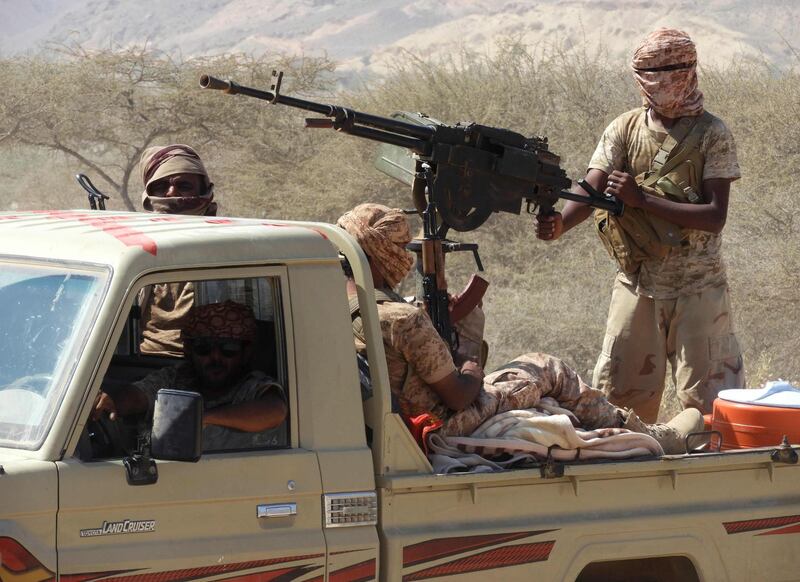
left=2, top=43, right=335, bottom=210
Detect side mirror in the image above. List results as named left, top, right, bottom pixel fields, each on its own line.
left=151, top=389, right=203, bottom=462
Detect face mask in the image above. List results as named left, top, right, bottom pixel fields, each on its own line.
left=142, top=193, right=217, bottom=216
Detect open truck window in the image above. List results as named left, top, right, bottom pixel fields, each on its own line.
left=82, top=275, right=290, bottom=459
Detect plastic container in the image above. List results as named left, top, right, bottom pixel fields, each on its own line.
left=711, top=381, right=800, bottom=450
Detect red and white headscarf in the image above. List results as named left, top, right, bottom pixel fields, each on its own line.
left=139, top=144, right=217, bottom=216
left=631, top=28, right=704, bottom=118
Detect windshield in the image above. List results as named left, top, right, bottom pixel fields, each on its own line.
left=0, top=261, right=108, bottom=450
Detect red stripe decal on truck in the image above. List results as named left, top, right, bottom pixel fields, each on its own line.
left=36, top=211, right=159, bottom=256
left=328, top=559, right=377, bottom=582
left=402, top=541, right=555, bottom=580
left=59, top=554, right=324, bottom=582
left=403, top=530, right=556, bottom=567
left=723, top=514, right=800, bottom=535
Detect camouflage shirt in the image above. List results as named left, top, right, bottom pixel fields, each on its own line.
left=134, top=364, right=287, bottom=452
left=588, top=107, right=740, bottom=299
left=355, top=300, right=456, bottom=421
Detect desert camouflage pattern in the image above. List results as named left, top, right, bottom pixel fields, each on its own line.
left=357, top=301, right=623, bottom=436
left=139, top=144, right=217, bottom=216
left=443, top=353, right=622, bottom=436
left=140, top=282, right=195, bottom=357
left=182, top=300, right=258, bottom=341
left=135, top=364, right=286, bottom=450
left=631, top=27, right=703, bottom=118
left=589, top=107, right=740, bottom=299
left=356, top=300, right=457, bottom=421
left=593, top=278, right=745, bottom=422
left=337, top=203, right=414, bottom=288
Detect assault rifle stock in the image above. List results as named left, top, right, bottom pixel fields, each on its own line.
left=199, top=71, right=622, bottom=351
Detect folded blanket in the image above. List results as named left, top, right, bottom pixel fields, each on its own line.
left=427, top=407, right=663, bottom=474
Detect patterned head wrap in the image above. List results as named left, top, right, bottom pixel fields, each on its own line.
left=337, top=203, right=414, bottom=288
left=139, top=144, right=217, bottom=216
left=631, top=28, right=704, bottom=118
left=181, top=301, right=257, bottom=342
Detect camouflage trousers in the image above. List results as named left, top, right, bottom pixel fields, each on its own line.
left=441, top=352, right=622, bottom=437
left=593, top=279, right=745, bottom=423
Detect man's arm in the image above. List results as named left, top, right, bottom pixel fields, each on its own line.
left=428, top=360, right=484, bottom=412
left=393, top=306, right=485, bottom=412
left=607, top=171, right=731, bottom=233
left=536, top=169, right=608, bottom=240
left=92, top=387, right=149, bottom=421
left=203, top=389, right=287, bottom=432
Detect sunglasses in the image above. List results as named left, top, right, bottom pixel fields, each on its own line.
left=147, top=176, right=203, bottom=197
left=190, top=338, right=247, bottom=358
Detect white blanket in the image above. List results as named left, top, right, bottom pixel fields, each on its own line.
left=427, top=403, right=663, bottom=474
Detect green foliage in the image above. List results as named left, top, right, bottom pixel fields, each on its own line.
left=0, top=43, right=335, bottom=209
left=0, top=41, right=798, bottom=419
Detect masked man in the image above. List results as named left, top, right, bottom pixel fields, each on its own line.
left=536, top=28, right=744, bottom=422
left=138, top=144, right=218, bottom=356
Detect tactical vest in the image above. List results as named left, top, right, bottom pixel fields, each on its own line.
left=594, top=111, right=713, bottom=275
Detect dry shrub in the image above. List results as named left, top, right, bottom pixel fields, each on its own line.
left=1, top=41, right=798, bottom=410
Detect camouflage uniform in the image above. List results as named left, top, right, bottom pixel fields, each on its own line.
left=588, top=107, right=744, bottom=421
left=134, top=363, right=286, bottom=451
left=358, top=299, right=621, bottom=437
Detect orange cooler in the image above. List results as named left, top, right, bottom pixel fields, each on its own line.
left=712, top=382, right=800, bottom=450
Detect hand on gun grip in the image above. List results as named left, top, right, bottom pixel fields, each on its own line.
left=535, top=211, right=564, bottom=241
left=460, top=359, right=485, bottom=383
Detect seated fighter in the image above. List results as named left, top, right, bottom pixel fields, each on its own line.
left=94, top=300, right=287, bottom=451
left=337, top=203, right=703, bottom=454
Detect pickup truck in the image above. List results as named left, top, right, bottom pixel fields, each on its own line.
left=1, top=209, right=799, bottom=582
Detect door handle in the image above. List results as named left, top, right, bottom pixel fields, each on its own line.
left=257, top=503, right=297, bottom=519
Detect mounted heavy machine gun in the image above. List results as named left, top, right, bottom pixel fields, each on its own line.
left=199, top=71, right=623, bottom=351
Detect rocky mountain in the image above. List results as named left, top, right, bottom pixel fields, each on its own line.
left=1, top=0, right=797, bottom=75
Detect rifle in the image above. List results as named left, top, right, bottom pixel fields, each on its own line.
left=76, top=173, right=111, bottom=210
left=199, top=72, right=622, bottom=350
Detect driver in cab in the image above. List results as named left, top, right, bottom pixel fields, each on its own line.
left=93, top=300, right=287, bottom=451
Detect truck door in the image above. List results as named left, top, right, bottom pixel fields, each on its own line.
left=56, top=271, right=328, bottom=580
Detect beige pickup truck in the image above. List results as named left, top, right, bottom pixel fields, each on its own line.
left=1, top=210, right=799, bottom=582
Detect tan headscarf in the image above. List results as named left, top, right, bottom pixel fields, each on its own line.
left=181, top=301, right=258, bottom=341
left=337, top=203, right=414, bottom=288
left=139, top=144, right=217, bottom=215
left=631, top=28, right=704, bottom=118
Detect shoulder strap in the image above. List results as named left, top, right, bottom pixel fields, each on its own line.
left=349, top=289, right=407, bottom=342
left=349, top=289, right=405, bottom=317
left=644, top=111, right=713, bottom=187
left=649, top=116, right=697, bottom=171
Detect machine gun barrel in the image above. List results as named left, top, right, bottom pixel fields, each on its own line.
left=200, top=73, right=433, bottom=153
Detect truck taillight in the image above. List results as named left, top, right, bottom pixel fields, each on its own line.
left=0, top=536, right=47, bottom=573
